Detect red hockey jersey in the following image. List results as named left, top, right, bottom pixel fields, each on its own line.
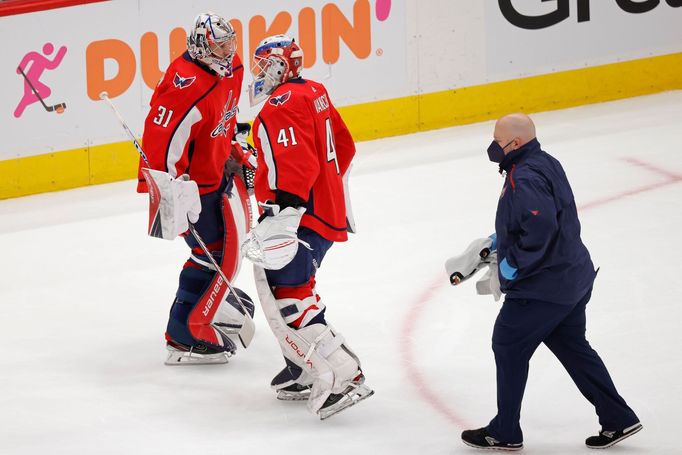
left=252, top=79, right=356, bottom=242
left=137, top=52, right=244, bottom=195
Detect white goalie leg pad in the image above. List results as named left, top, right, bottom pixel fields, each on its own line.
left=253, top=265, right=361, bottom=414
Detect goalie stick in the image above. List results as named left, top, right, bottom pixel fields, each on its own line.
left=99, top=91, right=255, bottom=348
left=17, top=66, right=66, bottom=114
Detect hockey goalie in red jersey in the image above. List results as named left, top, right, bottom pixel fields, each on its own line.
left=242, top=35, right=373, bottom=420
left=137, top=12, right=256, bottom=366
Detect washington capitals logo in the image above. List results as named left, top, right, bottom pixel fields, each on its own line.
left=211, top=90, right=238, bottom=138
left=269, top=91, right=291, bottom=107
left=173, top=73, right=196, bottom=89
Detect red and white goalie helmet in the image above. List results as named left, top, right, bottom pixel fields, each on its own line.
left=187, top=12, right=237, bottom=77
left=249, top=35, right=303, bottom=106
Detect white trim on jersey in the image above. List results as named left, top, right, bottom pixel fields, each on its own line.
left=257, top=122, right=278, bottom=190
left=166, top=106, right=202, bottom=178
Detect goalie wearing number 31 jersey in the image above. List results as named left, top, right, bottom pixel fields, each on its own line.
left=252, top=75, right=355, bottom=241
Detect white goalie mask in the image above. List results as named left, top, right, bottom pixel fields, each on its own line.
left=187, top=12, right=237, bottom=77
left=249, top=35, right=303, bottom=106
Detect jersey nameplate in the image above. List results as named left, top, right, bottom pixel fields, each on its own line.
left=313, top=94, right=329, bottom=113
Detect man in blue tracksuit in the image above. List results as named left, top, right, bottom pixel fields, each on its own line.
left=461, top=114, right=641, bottom=451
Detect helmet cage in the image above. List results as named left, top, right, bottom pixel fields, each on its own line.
left=248, top=35, right=303, bottom=105
left=187, top=13, right=237, bottom=77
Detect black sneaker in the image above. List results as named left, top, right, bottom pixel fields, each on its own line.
left=586, top=422, right=642, bottom=449
left=461, top=427, right=523, bottom=451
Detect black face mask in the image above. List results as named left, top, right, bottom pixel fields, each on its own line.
left=486, top=140, right=515, bottom=163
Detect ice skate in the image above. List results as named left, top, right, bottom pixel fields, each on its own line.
left=164, top=339, right=234, bottom=366
left=317, top=373, right=374, bottom=420
left=271, top=363, right=313, bottom=401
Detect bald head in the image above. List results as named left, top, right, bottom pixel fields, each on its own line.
left=493, top=113, right=536, bottom=155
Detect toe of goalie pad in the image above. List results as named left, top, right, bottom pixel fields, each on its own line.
left=291, top=323, right=365, bottom=416
left=224, top=287, right=256, bottom=319
left=445, top=237, right=494, bottom=285
left=317, top=375, right=374, bottom=420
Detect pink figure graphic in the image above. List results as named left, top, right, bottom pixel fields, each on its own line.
left=376, top=0, right=392, bottom=21
left=14, top=43, right=67, bottom=118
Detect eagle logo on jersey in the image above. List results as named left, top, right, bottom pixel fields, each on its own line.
left=173, top=73, right=196, bottom=89
left=269, top=91, right=291, bottom=107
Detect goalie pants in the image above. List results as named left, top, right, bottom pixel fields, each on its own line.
left=488, top=286, right=639, bottom=443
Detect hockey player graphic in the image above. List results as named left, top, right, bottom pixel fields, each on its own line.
left=14, top=42, right=67, bottom=118
left=137, top=12, right=256, bottom=365
left=242, top=35, right=374, bottom=419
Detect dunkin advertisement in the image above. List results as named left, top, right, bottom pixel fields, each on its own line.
left=0, top=0, right=407, bottom=161
left=1, top=0, right=681, bottom=167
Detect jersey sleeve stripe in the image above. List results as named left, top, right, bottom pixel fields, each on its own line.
left=257, top=116, right=278, bottom=191
left=166, top=106, right=202, bottom=177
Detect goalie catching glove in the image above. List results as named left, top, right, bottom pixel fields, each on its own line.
left=445, top=234, right=501, bottom=301
left=241, top=203, right=310, bottom=270
left=140, top=169, right=201, bottom=240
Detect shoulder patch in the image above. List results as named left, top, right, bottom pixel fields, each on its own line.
left=173, top=72, right=196, bottom=89
left=269, top=91, right=291, bottom=107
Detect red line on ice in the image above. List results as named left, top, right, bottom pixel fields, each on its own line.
left=401, top=156, right=681, bottom=427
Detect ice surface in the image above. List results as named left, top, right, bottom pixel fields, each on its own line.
left=1, top=92, right=681, bottom=454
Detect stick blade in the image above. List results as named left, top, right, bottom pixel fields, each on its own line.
left=238, top=315, right=256, bottom=348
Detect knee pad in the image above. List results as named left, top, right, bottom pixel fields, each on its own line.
left=274, top=279, right=327, bottom=328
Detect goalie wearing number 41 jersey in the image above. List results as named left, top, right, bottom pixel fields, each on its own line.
left=246, top=34, right=373, bottom=420
left=251, top=65, right=355, bottom=241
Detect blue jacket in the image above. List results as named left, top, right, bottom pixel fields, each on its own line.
left=494, top=138, right=595, bottom=305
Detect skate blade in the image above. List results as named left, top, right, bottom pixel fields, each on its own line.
left=164, top=349, right=230, bottom=366
left=319, top=384, right=374, bottom=420
left=276, top=390, right=311, bottom=401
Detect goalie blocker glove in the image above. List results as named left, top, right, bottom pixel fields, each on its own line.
left=141, top=169, right=201, bottom=240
